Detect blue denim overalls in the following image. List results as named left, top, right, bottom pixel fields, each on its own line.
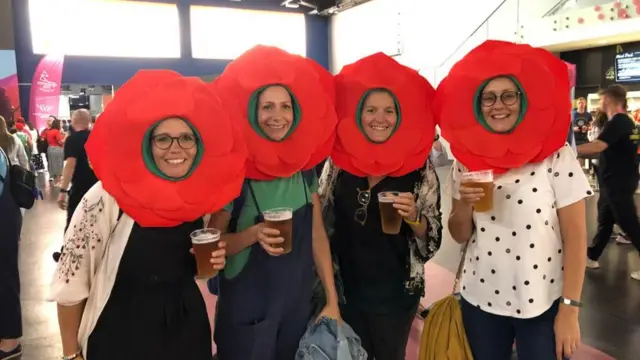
left=215, top=178, right=315, bottom=360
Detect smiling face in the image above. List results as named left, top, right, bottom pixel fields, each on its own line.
left=480, top=77, right=521, bottom=133
left=257, top=85, right=294, bottom=141
left=360, top=90, right=398, bottom=143
left=151, top=118, right=197, bottom=178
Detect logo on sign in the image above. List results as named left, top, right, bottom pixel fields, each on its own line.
left=37, top=104, right=53, bottom=113
left=37, top=70, right=58, bottom=93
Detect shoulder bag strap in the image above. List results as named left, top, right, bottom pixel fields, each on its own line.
left=452, top=239, right=471, bottom=295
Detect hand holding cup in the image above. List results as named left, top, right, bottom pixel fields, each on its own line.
left=391, top=192, right=418, bottom=221
left=255, top=224, right=285, bottom=256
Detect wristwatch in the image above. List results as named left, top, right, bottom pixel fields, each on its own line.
left=560, top=296, right=583, bottom=308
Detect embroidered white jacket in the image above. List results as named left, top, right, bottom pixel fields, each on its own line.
left=49, top=182, right=136, bottom=358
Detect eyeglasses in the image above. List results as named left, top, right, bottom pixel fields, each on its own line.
left=152, top=133, right=197, bottom=150
left=354, top=188, right=371, bottom=226
left=480, top=90, right=520, bottom=107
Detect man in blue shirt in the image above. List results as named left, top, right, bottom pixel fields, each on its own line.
left=572, top=97, right=593, bottom=145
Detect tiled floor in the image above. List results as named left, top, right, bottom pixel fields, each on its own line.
left=13, top=173, right=640, bottom=360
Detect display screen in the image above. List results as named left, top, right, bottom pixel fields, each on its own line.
left=615, top=51, right=640, bottom=83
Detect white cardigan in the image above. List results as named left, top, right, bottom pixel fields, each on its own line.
left=49, top=182, right=135, bottom=358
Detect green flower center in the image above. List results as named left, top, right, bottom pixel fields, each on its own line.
left=473, top=76, right=528, bottom=134
left=355, top=88, right=402, bottom=143
left=142, top=119, right=204, bottom=181
left=247, top=85, right=302, bottom=142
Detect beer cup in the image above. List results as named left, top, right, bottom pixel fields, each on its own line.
left=262, top=207, right=294, bottom=254
left=461, top=169, right=494, bottom=213
left=190, top=228, right=221, bottom=280
left=378, top=191, right=403, bottom=235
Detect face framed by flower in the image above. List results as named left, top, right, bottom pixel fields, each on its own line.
left=332, top=52, right=437, bottom=177
left=212, top=45, right=337, bottom=180
left=86, top=70, right=247, bottom=227
left=435, top=40, right=571, bottom=174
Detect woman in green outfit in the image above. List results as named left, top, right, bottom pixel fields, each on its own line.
left=207, top=46, right=340, bottom=360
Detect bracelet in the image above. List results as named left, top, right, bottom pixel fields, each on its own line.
left=61, top=350, right=82, bottom=360
left=404, top=215, right=421, bottom=226
left=560, top=296, right=583, bottom=308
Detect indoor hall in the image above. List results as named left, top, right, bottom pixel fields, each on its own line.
left=16, top=167, right=640, bottom=360
left=2, top=0, right=640, bottom=359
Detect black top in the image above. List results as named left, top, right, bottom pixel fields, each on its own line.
left=598, top=113, right=639, bottom=189
left=332, top=169, right=422, bottom=314
left=63, top=129, right=98, bottom=194
left=572, top=110, right=593, bottom=144
left=87, top=218, right=212, bottom=359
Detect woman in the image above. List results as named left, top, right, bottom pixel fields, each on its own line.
left=0, top=145, right=23, bottom=360
left=45, top=118, right=65, bottom=186
left=437, top=40, right=591, bottom=360
left=318, top=53, right=442, bottom=360
left=208, top=45, right=339, bottom=360
left=0, top=116, right=28, bottom=168
left=49, top=70, right=247, bottom=360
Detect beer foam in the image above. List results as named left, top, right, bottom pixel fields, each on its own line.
left=263, top=210, right=293, bottom=221
left=191, top=233, right=219, bottom=244
left=378, top=197, right=395, bottom=203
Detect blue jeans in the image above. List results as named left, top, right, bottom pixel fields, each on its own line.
left=461, top=297, right=565, bottom=360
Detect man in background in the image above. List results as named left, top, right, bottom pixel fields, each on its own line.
left=54, top=109, right=98, bottom=261
left=573, top=97, right=593, bottom=146
left=577, top=85, right=640, bottom=280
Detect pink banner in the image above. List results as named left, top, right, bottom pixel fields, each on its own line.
left=564, top=61, right=576, bottom=88
left=29, top=55, right=64, bottom=131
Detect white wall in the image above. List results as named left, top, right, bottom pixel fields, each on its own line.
left=330, top=0, right=564, bottom=78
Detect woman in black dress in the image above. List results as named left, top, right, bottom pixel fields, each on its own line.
left=50, top=70, right=247, bottom=360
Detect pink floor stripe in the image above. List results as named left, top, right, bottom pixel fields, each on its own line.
left=198, top=263, right=614, bottom=359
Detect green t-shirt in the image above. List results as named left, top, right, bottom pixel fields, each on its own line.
left=223, top=171, right=318, bottom=278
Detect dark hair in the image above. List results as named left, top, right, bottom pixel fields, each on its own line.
left=599, top=85, right=628, bottom=110
left=49, top=115, right=59, bottom=121
left=51, top=119, right=62, bottom=130
left=594, top=111, right=608, bottom=129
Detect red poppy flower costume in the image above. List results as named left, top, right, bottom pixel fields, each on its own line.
left=435, top=40, right=571, bottom=174
left=332, top=53, right=437, bottom=177
left=86, top=70, right=247, bottom=227
left=212, top=45, right=337, bottom=180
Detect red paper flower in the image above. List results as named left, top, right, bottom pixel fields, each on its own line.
left=212, top=45, right=337, bottom=180
left=332, top=53, right=437, bottom=177
left=86, top=70, right=247, bottom=227
left=435, top=40, right=571, bottom=174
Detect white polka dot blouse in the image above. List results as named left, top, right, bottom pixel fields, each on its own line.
left=448, top=144, right=593, bottom=319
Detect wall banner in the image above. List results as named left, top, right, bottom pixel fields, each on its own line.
left=29, top=54, right=64, bottom=130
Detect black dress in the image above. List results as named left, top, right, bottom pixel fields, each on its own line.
left=87, top=218, right=212, bottom=360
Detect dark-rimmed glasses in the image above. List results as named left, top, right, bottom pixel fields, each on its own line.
left=480, top=90, right=520, bottom=107
left=355, top=188, right=371, bottom=226
left=152, top=133, right=197, bottom=150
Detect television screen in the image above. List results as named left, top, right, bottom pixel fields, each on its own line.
left=615, top=51, right=640, bottom=83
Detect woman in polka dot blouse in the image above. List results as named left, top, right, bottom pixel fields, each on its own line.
left=436, top=40, right=593, bottom=360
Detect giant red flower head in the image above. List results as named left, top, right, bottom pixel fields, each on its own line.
left=86, top=70, right=247, bottom=227
left=435, top=40, right=571, bottom=174
left=212, top=45, right=337, bottom=180
left=332, top=52, right=437, bottom=177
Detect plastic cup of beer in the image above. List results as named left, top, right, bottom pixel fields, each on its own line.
left=461, top=169, right=494, bottom=213
left=262, top=207, right=293, bottom=254
left=378, top=191, right=403, bottom=235
left=190, top=228, right=221, bottom=280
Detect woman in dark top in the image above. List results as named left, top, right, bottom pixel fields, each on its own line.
left=0, top=147, right=23, bottom=360
left=50, top=70, right=247, bottom=360
left=317, top=53, right=442, bottom=360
